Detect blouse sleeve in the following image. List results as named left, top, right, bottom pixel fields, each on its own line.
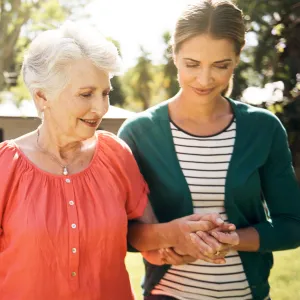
left=119, top=140, right=149, bottom=220
left=0, top=142, right=19, bottom=235
left=100, top=132, right=149, bottom=220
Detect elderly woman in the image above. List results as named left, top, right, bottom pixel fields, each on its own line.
left=118, top=1, right=300, bottom=300
left=0, top=22, right=237, bottom=300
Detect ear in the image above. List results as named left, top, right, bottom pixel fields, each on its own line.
left=34, top=90, right=49, bottom=112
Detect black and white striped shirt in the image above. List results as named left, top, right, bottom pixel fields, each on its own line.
left=152, top=119, right=254, bottom=300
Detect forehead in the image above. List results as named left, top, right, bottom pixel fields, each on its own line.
left=67, top=59, right=110, bottom=89
left=178, top=34, right=236, bottom=62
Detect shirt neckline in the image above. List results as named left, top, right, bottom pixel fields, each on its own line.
left=169, top=116, right=235, bottom=138
left=9, top=131, right=100, bottom=179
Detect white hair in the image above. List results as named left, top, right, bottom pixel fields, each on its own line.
left=22, top=21, right=122, bottom=107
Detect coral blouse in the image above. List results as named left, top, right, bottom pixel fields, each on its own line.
left=0, top=131, right=148, bottom=300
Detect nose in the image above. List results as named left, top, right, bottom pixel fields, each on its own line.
left=91, top=95, right=109, bottom=115
left=195, top=68, right=213, bottom=87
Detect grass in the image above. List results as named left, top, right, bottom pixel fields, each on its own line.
left=125, top=248, right=300, bottom=300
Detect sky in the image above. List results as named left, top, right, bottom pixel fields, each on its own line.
left=81, top=0, right=191, bottom=69
left=80, top=0, right=257, bottom=70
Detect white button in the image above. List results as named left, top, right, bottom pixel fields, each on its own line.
left=71, top=223, right=77, bottom=229
left=71, top=272, right=76, bottom=277
left=65, top=178, right=71, bottom=183
left=69, top=200, right=74, bottom=206
left=72, top=248, right=77, bottom=254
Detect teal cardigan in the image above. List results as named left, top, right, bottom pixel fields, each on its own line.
left=118, top=98, right=300, bottom=300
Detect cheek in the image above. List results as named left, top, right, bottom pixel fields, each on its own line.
left=177, top=68, right=194, bottom=85
left=213, top=69, right=234, bottom=86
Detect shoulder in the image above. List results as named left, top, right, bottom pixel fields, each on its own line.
left=0, top=140, right=18, bottom=160
left=96, top=130, right=132, bottom=157
left=0, top=140, right=21, bottom=179
left=231, top=99, right=284, bottom=130
left=118, top=100, right=170, bottom=138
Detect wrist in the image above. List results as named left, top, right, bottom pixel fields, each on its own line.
left=156, top=222, right=178, bottom=249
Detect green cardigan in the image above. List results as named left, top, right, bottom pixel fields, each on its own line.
left=118, top=98, right=300, bottom=300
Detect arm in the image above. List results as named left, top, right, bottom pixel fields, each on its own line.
left=212, top=120, right=300, bottom=253
left=253, top=121, right=300, bottom=252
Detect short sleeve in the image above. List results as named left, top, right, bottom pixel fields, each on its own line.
left=0, top=142, right=19, bottom=234
left=98, top=132, right=149, bottom=220
left=120, top=141, right=149, bottom=220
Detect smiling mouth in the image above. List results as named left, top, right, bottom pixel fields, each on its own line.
left=192, top=87, right=215, bottom=95
left=79, top=118, right=100, bottom=127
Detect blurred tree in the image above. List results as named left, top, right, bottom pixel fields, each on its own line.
left=125, top=46, right=153, bottom=110
left=107, top=38, right=126, bottom=107
left=0, top=0, right=89, bottom=91
left=161, top=31, right=179, bottom=98
left=236, top=0, right=300, bottom=97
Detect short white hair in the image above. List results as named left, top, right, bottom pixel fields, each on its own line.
left=22, top=21, right=122, bottom=102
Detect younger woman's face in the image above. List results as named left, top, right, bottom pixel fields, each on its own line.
left=174, top=33, right=239, bottom=104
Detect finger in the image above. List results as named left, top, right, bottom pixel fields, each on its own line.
left=200, top=213, right=225, bottom=226
left=211, top=231, right=239, bottom=246
left=184, top=213, right=205, bottom=221
left=182, top=255, right=198, bottom=264
left=188, top=220, right=218, bottom=232
left=197, top=253, right=226, bottom=264
left=196, top=231, right=223, bottom=252
left=163, top=248, right=184, bottom=265
left=212, top=223, right=236, bottom=232
left=190, top=233, right=214, bottom=255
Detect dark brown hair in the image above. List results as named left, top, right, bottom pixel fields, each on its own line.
left=172, top=1, right=245, bottom=96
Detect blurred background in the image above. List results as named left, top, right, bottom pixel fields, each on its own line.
left=0, top=0, right=299, bottom=179
left=0, top=1, right=299, bottom=298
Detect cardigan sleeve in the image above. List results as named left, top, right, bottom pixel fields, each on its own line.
left=254, top=120, right=300, bottom=252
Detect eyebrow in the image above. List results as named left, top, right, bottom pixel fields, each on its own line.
left=79, top=86, right=112, bottom=91
left=183, top=58, right=233, bottom=63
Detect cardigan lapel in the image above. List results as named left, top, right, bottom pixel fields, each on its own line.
left=154, top=102, right=194, bottom=216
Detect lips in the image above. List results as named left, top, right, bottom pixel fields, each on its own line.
left=79, top=118, right=100, bottom=128
left=191, top=86, right=215, bottom=95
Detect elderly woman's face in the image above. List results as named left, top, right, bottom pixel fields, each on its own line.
left=46, top=59, right=111, bottom=140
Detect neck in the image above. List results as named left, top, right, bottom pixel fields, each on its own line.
left=173, top=90, right=228, bottom=123
left=37, top=123, right=82, bottom=162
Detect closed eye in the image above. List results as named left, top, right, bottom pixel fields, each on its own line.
left=215, top=64, right=229, bottom=69
left=186, top=64, right=199, bottom=68
left=80, top=93, right=93, bottom=98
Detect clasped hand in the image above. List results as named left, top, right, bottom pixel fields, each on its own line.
left=143, top=213, right=239, bottom=266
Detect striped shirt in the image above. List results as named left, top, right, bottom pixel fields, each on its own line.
left=151, top=119, right=253, bottom=300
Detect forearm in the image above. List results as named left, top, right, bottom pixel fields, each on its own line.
left=233, top=227, right=260, bottom=252
left=128, top=221, right=177, bottom=251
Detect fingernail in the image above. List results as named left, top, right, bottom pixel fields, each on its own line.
left=216, top=218, right=224, bottom=224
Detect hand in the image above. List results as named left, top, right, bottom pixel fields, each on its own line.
left=170, top=213, right=235, bottom=259
left=193, top=225, right=240, bottom=259
left=159, top=248, right=197, bottom=265
left=141, top=250, right=164, bottom=266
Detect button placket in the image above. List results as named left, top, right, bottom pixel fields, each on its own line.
left=64, top=177, right=80, bottom=289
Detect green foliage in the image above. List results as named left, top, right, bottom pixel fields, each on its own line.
left=0, top=0, right=90, bottom=94
left=107, top=38, right=126, bottom=107
left=124, top=47, right=154, bottom=110
left=162, top=31, right=179, bottom=98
